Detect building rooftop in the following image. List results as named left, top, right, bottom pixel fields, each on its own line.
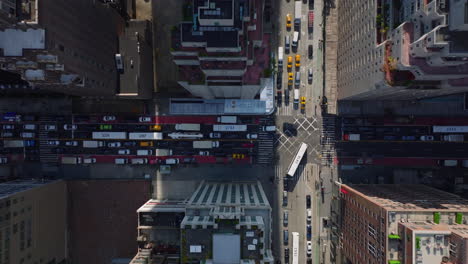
left=198, top=0, right=233, bottom=20
left=0, top=28, right=45, bottom=56
left=0, top=179, right=55, bottom=199
left=343, top=184, right=468, bottom=211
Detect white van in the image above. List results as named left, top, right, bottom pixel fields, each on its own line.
left=83, top=158, right=96, bottom=164
left=131, top=158, right=148, bottom=164
left=23, top=124, right=36, bottom=130
left=278, top=47, right=284, bottom=68
left=115, top=158, right=128, bottom=164
left=137, top=149, right=153, bottom=156
left=165, top=158, right=179, bottom=165
left=262, top=126, right=276, bottom=132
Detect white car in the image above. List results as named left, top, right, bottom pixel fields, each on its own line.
left=47, top=140, right=60, bottom=146
left=118, top=149, right=130, bottom=155
left=103, top=116, right=116, bottom=122
left=306, top=241, right=312, bottom=256
left=306, top=209, right=312, bottom=223
left=420, top=135, right=434, bottom=141
left=44, top=124, right=57, bottom=131
left=209, top=133, right=221, bottom=138
left=138, top=117, right=152, bottom=122
left=65, top=141, right=78, bottom=146
left=108, top=142, right=121, bottom=148
left=63, top=124, right=77, bottom=130
left=199, top=151, right=210, bottom=156
left=2, top=124, right=14, bottom=130
left=246, top=133, right=258, bottom=139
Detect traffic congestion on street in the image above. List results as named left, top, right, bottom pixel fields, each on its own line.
left=0, top=113, right=276, bottom=166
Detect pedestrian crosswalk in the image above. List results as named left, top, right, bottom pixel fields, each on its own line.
left=276, top=103, right=296, bottom=116
left=256, top=132, right=274, bottom=164
left=320, top=115, right=336, bottom=166
left=38, top=116, right=59, bottom=164
left=275, top=164, right=308, bottom=182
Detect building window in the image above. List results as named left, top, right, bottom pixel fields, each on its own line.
left=59, top=45, right=65, bottom=52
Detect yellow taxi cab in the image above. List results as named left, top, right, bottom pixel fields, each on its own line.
left=286, top=14, right=292, bottom=29
left=287, top=56, right=293, bottom=70
left=140, top=141, right=154, bottom=147
left=149, top=125, right=162, bottom=131
left=288, top=72, right=293, bottom=85
left=232, top=154, right=246, bottom=159
left=295, top=54, right=301, bottom=68
left=300, top=96, right=306, bottom=110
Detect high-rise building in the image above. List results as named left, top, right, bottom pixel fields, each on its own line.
left=0, top=179, right=67, bottom=264
left=339, top=184, right=468, bottom=264
left=132, top=181, right=274, bottom=263
left=337, top=0, right=468, bottom=100
left=0, top=0, right=125, bottom=96
left=171, top=0, right=270, bottom=99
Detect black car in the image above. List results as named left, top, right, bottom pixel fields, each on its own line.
left=306, top=195, right=311, bottom=209
left=277, top=74, right=282, bottom=89
left=284, top=89, right=290, bottom=104
left=157, top=141, right=169, bottom=148
left=284, top=248, right=290, bottom=264
left=308, top=45, right=313, bottom=59
left=123, top=141, right=137, bottom=147
left=283, top=178, right=289, bottom=191
left=223, top=134, right=239, bottom=139
left=277, top=91, right=282, bottom=105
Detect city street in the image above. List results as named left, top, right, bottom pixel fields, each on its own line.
left=271, top=0, right=329, bottom=263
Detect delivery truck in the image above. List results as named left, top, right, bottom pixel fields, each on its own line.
left=193, top=141, right=220, bottom=149
left=61, top=157, right=82, bottom=164
left=3, top=140, right=24, bottom=148
left=92, top=132, right=127, bottom=139
left=83, top=141, right=104, bottom=148
left=217, top=116, right=237, bottom=124
left=213, top=124, right=247, bottom=132
left=155, top=149, right=173, bottom=156
left=294, top=1, right=302, bottom=27
left=129, top=132, right=163, bottom=140
left=278, top=47, right=284, bottom=69
left=175, top=124, right=200, bottom=131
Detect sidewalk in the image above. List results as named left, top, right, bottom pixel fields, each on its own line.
left=323, top=0, right=338, bottom=115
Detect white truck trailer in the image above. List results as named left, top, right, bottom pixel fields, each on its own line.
left=213, top=124, right=247, bottom=132
left=294, top=1, right=302, bottom=27
left=193, top=141, right=220, bottom=149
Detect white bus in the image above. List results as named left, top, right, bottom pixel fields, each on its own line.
left=287, top=142, right=308, bottom=177
left=292, top=232, right=299, bottom=264
left=433, top=126, right=468, bottom=133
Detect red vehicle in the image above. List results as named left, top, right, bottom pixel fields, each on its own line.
left=242, top=143, right=255, bottom=148
left=308, top=11, right=314, bottom=28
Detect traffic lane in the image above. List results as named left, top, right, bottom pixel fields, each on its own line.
left=336, top=141, right=468, bottom=157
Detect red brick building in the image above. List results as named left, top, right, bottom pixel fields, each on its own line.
left=339, top=184, right=468, bottom=264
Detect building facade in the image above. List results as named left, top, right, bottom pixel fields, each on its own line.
left=339, top=184, right=468, bottom=264
left=337, top=0, right=468, bottom=100
left=0, top=0, right=125, bottom=97
left=0, top=179, right=67, bottom=264
left=171, top=0, right=270, bottom=99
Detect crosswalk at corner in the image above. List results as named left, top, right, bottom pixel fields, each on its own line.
left=275, top=164, right=308, bottom=182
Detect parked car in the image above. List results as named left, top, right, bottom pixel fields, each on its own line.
left=283, top=211, right=289, bottom=227
left=23, top=124, right=36, bottom=130
left=283, top=191, right=288, bottom=206
left=383, top=135, right=397, bottom=140
left=118, top=149, right=130, bottom=155
left=44, top=124, right=57, bottom=131
left=224, top=134, right=240, bottom=139
left=283, top=230, right=289, bottom=245
left=402, top=135, right=416, bottom=141
left=308, top=68, right=313, bottom=84
left=1, top=132, right=13, bottom=137
left=65, top=141, right=78, bottom=146
left=308, top=44, right=313, bottom=59
left=246, top=134, right=258, bottom=139
left=47, top=140, right=60, bottom=146
left=306, top=195, right=311, bottom=209
left=198, top=151, right=210, bottom=156
left=209, top=132, right=221, bottom=138
left=150, top=125, right=161, bottom=131
left=138, top=117, right=152, bottom=122
left=242, top=143, right=255, bottom=148
left=420, top=135, right=434, bottom=141
left=2, top=124, right=14, bottom=130
left=306, top=241, right=312, bottom=256
left=108, top=142, right=121, bottom=148
left=284, top=248, right=290, bottom=264
left=63, top=124, right=77, bottom=130
left=306, top=210, right=312, bottom=224
left=102, top=116, right=116, bottom=122
left=307, top=225, right=312, bottom=240
left=123, top=141, right=137, bottom=147
left=232, top=153, right=245, bottom=159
